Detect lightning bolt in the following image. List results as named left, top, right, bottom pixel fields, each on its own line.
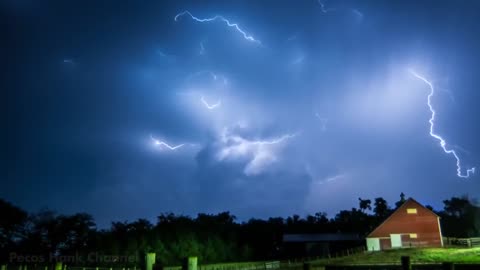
left=156, top=50, right=167, bottom=57
left=150, top=135, right=185, bottom=150
left=287, top=35, right=297, bottom=41
left=292, top=55, right=305, bottom=65
left=199, top=41, right=206, bottom=55
left=351, top=9, right=364, bottom=21
left=250, top=133, right=297, bottom=145
left=174, top=10, right=261, bottom=44
left=185, top=70, right=228, bottom=85
left=201, top=96, right=221, bottom=110
left=318, top=0, right=336, bottom=13
left=409, top=70, right=475, bottom=178
left=315, top=113, right=328, bottom=131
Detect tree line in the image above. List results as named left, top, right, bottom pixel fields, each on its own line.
left=1, top=194, right=479, bottom=266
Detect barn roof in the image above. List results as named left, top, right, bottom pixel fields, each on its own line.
left=283, top=233, right=362, bottom=242
left=367, top=197, right=439, bottom=238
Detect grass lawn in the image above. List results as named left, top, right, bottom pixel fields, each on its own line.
left=312, top=247, right=480, bottom=265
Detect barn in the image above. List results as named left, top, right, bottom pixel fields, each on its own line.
left=366, top=198, right=443, bottom=251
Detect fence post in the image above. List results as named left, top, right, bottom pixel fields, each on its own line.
left=401, top=256, right=411, bottom=270
left=182, top=257, right=197, bottom=270
left=2, top=265, right=6, bottom=270
left=55, top=263, right=63, bottom=270
left=145, top=253, right=156, bottom=270
left=442, top=262, right=454, bottom=270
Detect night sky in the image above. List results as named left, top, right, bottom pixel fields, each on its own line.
left=3, top=0, right=480, bottom=228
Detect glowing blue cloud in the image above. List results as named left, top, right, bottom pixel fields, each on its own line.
left=174, top=10, right=261, bottom=44
left=216, top=126, right=298, bottom=175
left=409, top=70, right=475, bottom=178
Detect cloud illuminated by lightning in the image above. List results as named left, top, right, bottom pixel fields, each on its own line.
left=174, top=10, right=261, bottom=44
left=409, top=70, right=475, bottom=178
left=216, top=127, right=298, bottom=175
left=201, top=96, right=221, bottom=110
left=150, top=134, right=185, bottom=150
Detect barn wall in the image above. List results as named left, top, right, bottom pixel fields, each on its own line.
left=368, top=199, right=442, bottom=248
left=380, top=238, right=391, bottom=250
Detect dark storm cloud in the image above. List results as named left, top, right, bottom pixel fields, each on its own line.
left=3, top=0, right=480, bottom=226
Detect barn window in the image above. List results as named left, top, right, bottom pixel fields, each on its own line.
left=410, top=233, right=418, bottom=238
left=407, top=208, right=417, bottom=214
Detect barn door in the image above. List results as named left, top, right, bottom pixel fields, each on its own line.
left=366, top=238, right=380, bottom=251
left=390, top=234, right=402, bottom=248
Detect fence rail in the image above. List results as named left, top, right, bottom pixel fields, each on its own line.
left=443, top=237, right=480, bottom=247
left=0, top=266, right=138, bottom=270
left=164, top=261, right=281, bottom=270
left=1, top=246, right=367, bottom=270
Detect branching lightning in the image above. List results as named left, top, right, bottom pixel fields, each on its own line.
left=185, top=70, right=228, bottom=86
left=201, top=96, right=221, bottom=110
left=174, top=10, right=261, bottom=44
left=409, top=70, right=475, bottom=178
left=150, top=134, right=185, bottom=150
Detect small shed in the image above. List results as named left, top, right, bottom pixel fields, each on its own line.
left=283, top=233, right=362, bottom=257
left=366, top=198, right=443, bottom=251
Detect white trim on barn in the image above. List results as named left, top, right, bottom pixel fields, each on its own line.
left=437, top=217, right=444, bottom=247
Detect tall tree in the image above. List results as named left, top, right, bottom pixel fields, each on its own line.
left=373, top=197, right=390, bottom=219
left=358, top=198, right=372, bottom=213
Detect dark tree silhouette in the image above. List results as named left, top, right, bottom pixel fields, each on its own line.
left=1, top=195, right=478, bottom=265
left=373, top=197, right=390, bottom=219
left=394, top=192, right=407, bottom=209
left=358, top=198, right=372, bottom=213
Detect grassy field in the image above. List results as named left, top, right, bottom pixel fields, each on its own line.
left=313, top=247, right=480, bottom=265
